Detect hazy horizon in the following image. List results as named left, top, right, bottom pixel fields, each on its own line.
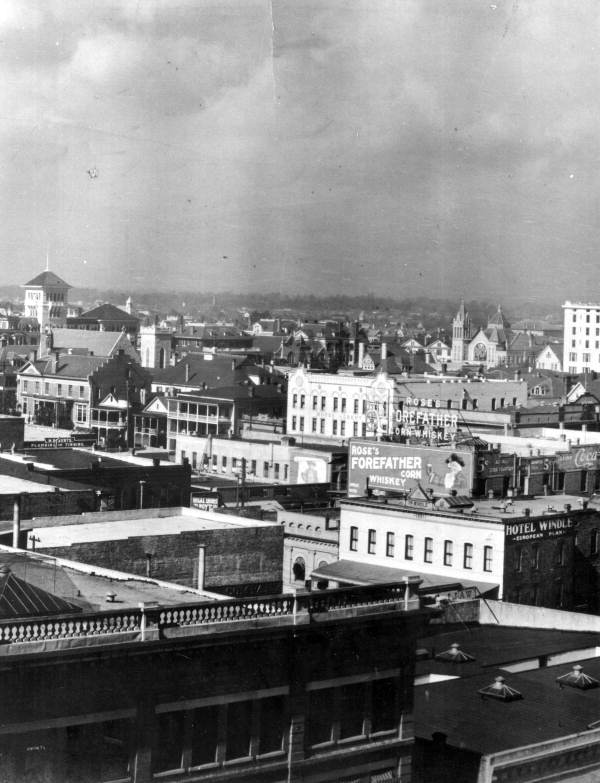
left=2, top=1, right=599, bottom=301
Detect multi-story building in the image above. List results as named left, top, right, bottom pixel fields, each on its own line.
left=22, top=269, right=71, bottom=330
left=286, top=366, right=527, bottom=446
left=562, top=300, right=600, bottom=373
left=0, top=544, right=429, bottom=783
left=16, top=352, right=150, bottom=439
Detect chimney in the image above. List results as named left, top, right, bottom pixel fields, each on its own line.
left=184, top=363, right=190, bottom=383
left=197, top=545, right=206, bottom=590
left=52, top=351, right=60, bottom=374
left=381, top=342, right=387, bottom=360
left=12, top=495, right=21, bottom=548
left=358, top=342, right=365, bottom=366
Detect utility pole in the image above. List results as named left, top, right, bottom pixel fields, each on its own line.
left=240, top=457, right=246, bottom=509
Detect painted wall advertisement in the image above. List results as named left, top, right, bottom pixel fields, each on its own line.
left=292, top=455, right=329, bottom=484
left=505, top=516, right=576, bottom=543
left=347, top=440, right=474, bottom=497
left=393, top=397, right=459, bottom=442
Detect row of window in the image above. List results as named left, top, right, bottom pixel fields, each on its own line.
left=291, top=415, right=367, bottom=437
left=349, top=527, right=493, bottom=571
left=291, top=394, right=369, bottom=414
left=182, top=451, right=290, bottom=481
left=571, top=311, right=600, bottom=323
left=21, top=380, right=87, bottom=399
left=513, top=542, right=566, bottom=571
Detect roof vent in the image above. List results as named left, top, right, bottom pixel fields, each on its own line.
left=478, top=676, right=523, bottom=702
left=435, top=642, right=475, bottom=663
left=556, top=665, right=599, bottom=690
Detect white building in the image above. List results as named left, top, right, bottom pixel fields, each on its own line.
left=337, top=498, right=504, bottom=596
left=286, top=366, right=396, bottom=445
left=563, top=301, right=600, bottom=374
left=23, top=270, right=71, bottom=330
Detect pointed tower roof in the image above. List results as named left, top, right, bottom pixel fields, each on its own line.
left=488, top=305, right=508, bottom=329
left=24, top=270, right=71, bottom=288
left=454, top=298, right=468, bottom=321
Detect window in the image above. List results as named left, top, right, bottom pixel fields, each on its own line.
left=274, top=463, right=280, bottom=480
left=312, top=418, right=317, bottom=433
left=514, top=547, right=523, bottom=572
left=22, top=380, right=28, bottom=393
left=312, top=395, right=318, bottom=410
left=299, top=417, right=304, bottom=432
left=320, top=419, right=325, bottom=434
left=386, top=532, right=395, bottom=557
left=258, top=696, right=285, bottom=755
left=292, top=393, right=298, bottom=407
left=57, top=384, right=62, bottom=397
left=250, top=459, right=257, bottom=475
left=404, top=534, right=414, bottom=560
left=361, top=423, right=367, bottom=436
left=190, top=705, right=219, bottom=766
left=583, top=353, right=591, bottom=363
left=321, top=396, right=326, bottom=411
left=339, top=683, right=366, bottom=739
left=424, top=537, right=433, bottom=563
left=341, top=397, right=346, bottom=413
left=333, top=397, right=338, bottom=412
left=353, top=399, right=359, bottom=414
left=292, top=415, right=297, bottom=430
left=484, top=545, right=493, bottom=572
left=349, top=526, right=358, bottom=551
left=371, top=678, right=397, bottom=733
left=222, top=456, right=227, bottom=469
left=340, top=421, right=346, bottom=437
left=556, top=541, right=565, bottom=567
left=226, top=700, right=253, bottom=760
left=44, top=382, right=50, bottom=395
left=308, top=688, right=334, bottom=745
left=154, top=712, right=184, bottom=772
left=300, top=394, right=305, bottom=409
left=353, top=422, right=358, bottom=436
left=443, top=540, right=453, bottom=566
left=263, top=461, right=269, bottom=478
left=75, top=403, right=86, bottom=424
left=591, top=530, right=599, bottom=556
left=368, top=529, right=376, bottom=554
left=79, top=385, right=85, bottom=398
left=532, top=544, right=540, bottom=569
left=332, top=420, right=338, bottom=435
left=463, top=543, right=473, bottom=569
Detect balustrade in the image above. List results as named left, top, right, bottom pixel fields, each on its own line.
left=0, top=582, right=417, bottom=648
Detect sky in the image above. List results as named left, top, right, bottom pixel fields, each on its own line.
left=2, top=0, right=600, bottom=302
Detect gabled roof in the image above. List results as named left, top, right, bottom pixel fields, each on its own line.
left=24, top=354, right=106, bottom=380
left=24, top=270, right=71, bottom=288
left=78, top=303, right=139, bottom=322
left=47, top=328, right=138, bottom=359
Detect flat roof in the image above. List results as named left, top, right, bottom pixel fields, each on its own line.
left=0, top=547, right=222, bottom=612
left=416, top=650, right=600, bottom=755
left=342, top=494, right=587, bottom=522
left=9, top=448, right=174, bottom=471
left=0, top=475, right=74, bottom=494
left=30, top=510, right=275, bottom=547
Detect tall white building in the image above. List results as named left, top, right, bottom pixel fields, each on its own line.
left=22, top=270, right=71, bottom=330
left=562, top=301, right=600, bottom=374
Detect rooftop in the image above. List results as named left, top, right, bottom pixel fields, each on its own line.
left=24, top=270, right=71, bottom=288
left=28, top=506, right=276, bottom=547
left=416, top=625, right=600, bottom=755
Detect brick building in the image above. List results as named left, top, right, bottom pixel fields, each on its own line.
left=0, top=544, right=429, bottom=783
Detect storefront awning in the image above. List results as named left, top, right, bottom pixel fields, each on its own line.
left=310, top=560, right=498, bottom=601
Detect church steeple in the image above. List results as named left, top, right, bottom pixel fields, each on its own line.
left=451, top=297, right=471, bottom=364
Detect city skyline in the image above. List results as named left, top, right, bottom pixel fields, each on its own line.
left=2, top=1, right=599, bottom=300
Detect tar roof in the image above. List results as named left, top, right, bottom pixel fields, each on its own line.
left=416, top=653, right=600, bottom=755
left=0, top=548, right=219, bottom=613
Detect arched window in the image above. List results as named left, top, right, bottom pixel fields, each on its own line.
left=159, top=347, right=166, bottom=369
left=292, top=557, right=306, bottom=582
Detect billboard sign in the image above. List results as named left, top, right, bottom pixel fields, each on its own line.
left=348, top=440, right=474, bottom=497
left=392, top=398, right=459, bottom=442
